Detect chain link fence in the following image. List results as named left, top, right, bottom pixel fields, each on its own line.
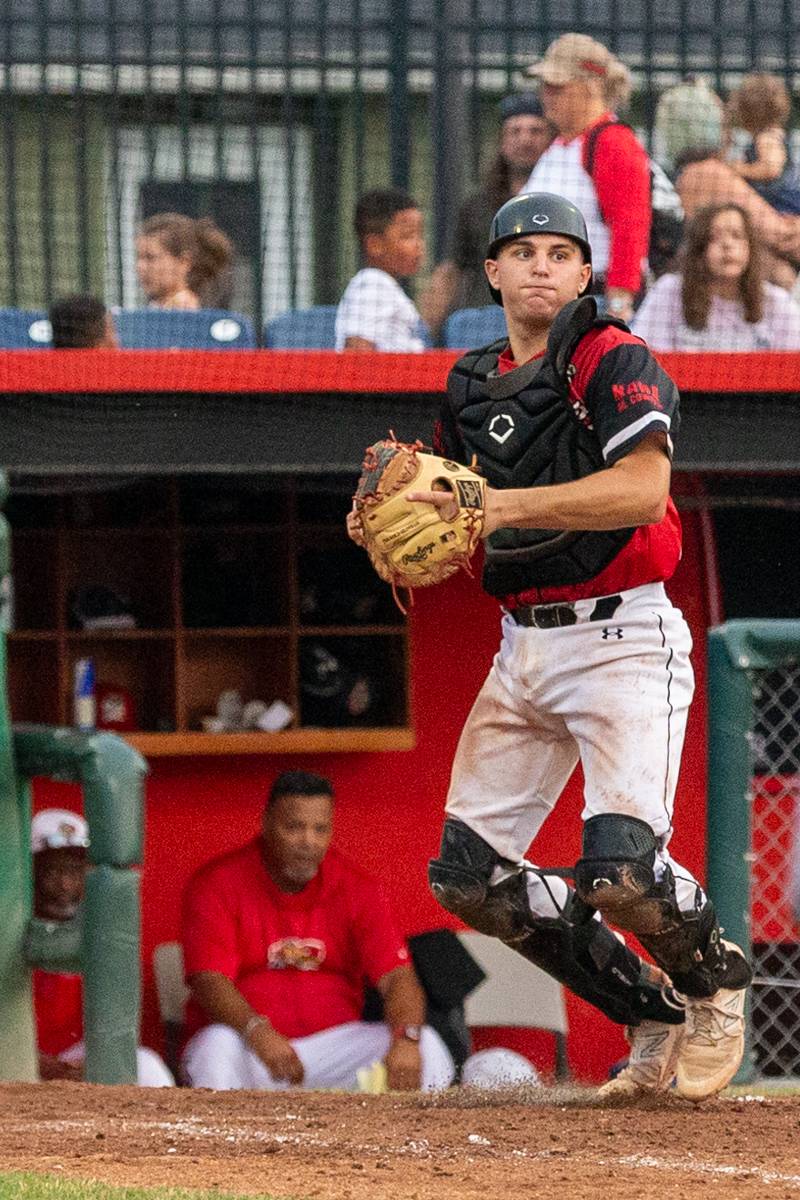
left=3, top=2, right=800, bottom=316
left=750, top=665, right=800, bottom=1077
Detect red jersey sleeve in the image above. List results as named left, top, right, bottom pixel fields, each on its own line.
left=588, top=124, right=651, bottom=293
left=347, top=875, right=410, bottom=987
left=181, top=862, right=241, bottom=983
left=570, top=325, right=680, bottom=465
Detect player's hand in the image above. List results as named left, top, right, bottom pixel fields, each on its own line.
left=248, top=1025, right=304, bottom=1085
left=405, top=486, right=458, bottom=521
left=407, top=485, right=502, bottom=538
left=384, top=1037, right=422, bottom=1091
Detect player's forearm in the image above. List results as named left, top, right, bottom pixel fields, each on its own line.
left=379, top=964, right=426, bottom=1027
left=189, top=970, right=272, bottom=1035
left=486, top=449, right=669, bottom=534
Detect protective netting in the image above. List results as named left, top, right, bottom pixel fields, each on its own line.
left=749, top=665, right=800, bottom=1077
left=2, top=9, right=800, bottom=372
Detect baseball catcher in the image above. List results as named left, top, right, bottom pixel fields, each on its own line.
left=349, top=435, right=486, bottom=603
left=349, top=190, right=752, bottom=1104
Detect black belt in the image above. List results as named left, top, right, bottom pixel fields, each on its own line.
left=509, top=593, right=623, bottom=629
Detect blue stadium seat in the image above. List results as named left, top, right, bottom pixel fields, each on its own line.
left=263, top=306, right=338, bottom=349
left=443, top=306, right=507, bottom=349
left=114, top=308, right=256, bottom=349
left=0, top=309, right=52, bottom=348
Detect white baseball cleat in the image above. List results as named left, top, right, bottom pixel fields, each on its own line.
left=597, top=1018, right=685, bottom=1099
left=674, top=941, right=748, bottom=1101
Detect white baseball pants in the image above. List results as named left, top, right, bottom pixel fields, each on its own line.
left=445, top=582, right=704, bottom=916
left=182, top=1020, right=455, bottom=1091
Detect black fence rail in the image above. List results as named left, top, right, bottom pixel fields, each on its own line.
left=0, top=1, right=798, bottom=322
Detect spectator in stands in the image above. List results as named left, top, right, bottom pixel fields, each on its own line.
left=335, top=190, right=430, bottom=351
left=522, top=32, right=650, bottom=322
left=631, top=203, right=800, bottom=350
left=136, top=213, right=234, bottom=311
left=418, top=93, right=554, bottom=337
left=32, top=808, right=174, bottom=1086
left=675, top=98, right=800, bottom=291
left=181, top=770, right=455, bottom=1091
left=49, top=295, right=117, bottom=349
left=653, top=76, right=726, bottom=178
left=726, top=74, right=800, bottom=216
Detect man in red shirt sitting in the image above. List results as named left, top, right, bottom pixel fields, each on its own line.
left=181, top=770, right=455, bottom=1091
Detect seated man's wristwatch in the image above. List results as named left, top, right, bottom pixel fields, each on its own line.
left=391, top=1024, right=422, bottom=1043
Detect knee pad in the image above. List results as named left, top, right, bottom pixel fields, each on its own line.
left=574, top=814, right=665, bottom=933
left=575, top=815, right=752, bottom=997
left=428, top=818, right=528, bottom=940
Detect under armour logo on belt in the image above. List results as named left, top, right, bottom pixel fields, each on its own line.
left=602, top=627, right=624, bottom=639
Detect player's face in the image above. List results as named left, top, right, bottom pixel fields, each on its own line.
left=34, top=849, right=88, bottom=921
left=135, top=234, right=192, bottom=303
left=262, top=793, right=334, bottom=892
left=500, top=115, right=553, bottom=174
left=704, top=208, right=750, bottom=283
left=485, top=234, right=592, bottom=326
left=368, top=208, right=426, bottom=278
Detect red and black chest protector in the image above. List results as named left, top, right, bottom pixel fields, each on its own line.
left=445, top=297, right=636, bottom=597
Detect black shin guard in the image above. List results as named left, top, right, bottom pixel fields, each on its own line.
left=511, top=894, right=685, bottom=1027
left=575, top=813, right=753, bottom=998
left=636, top=898, right=752, bottom=997
left=429, top=818, right=684, bottom=1027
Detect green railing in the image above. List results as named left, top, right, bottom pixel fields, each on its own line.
left=708, top=621, right=800, bottom=1082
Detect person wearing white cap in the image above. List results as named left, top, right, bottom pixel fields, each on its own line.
left=522, top=32, right=651, bottom=323
left=31, top=808, right=174, bottom=1087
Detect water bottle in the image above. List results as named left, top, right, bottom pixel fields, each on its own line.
left=73, top=657, right=96, bottom=730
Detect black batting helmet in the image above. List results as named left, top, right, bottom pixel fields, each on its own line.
left=486, top=192, right=592, bottom=305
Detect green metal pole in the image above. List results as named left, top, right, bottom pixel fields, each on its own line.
left=706, top=625, right=755, bottom=1081
left=0, top=480, right=38, bottom=1080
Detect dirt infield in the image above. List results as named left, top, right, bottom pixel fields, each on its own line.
left=0, top=1082, right=799, bottom=1199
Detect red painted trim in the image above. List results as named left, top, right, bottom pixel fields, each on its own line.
left=0, top=348, right=797, bottom=394
left=0, top=349, right=457, bottom=394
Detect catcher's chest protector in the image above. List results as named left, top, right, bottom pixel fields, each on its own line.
left=446, top=301, right=634, bottom=596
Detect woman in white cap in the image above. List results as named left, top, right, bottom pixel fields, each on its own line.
left=523, top=32, right=650, bottom=323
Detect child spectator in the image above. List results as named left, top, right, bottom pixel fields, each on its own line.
left=727, top=73, right=800, bottom=215
left=631, top=202, right=800, bottom=350
left=49, top=295, right=117, bottom=348
left=335, top=189, right=429, bottom=351
left=136, top=213, right=234, bottom=310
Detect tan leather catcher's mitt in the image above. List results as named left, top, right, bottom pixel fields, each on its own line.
left=351, top=435, right=485, bottom=600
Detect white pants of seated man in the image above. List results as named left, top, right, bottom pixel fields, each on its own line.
left=183, top=1021, right=455, bottom=1091
left=59, top=1040, right=175, bottom=1087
